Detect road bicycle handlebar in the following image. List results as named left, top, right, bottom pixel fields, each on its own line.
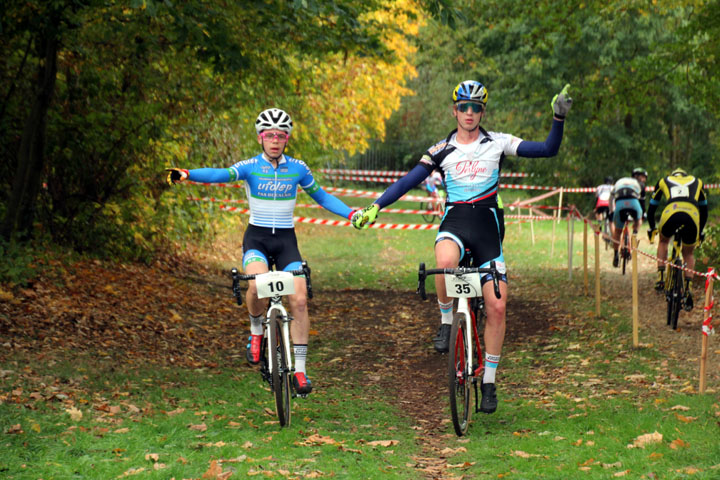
left=417, top=262, right=501, bottom=301
left=230, top=261, right=313, bottom=306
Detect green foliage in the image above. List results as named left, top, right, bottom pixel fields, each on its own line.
left=373, top=0, right=719, bottom=198
left=0, top=239, right=39, bottom=285
left=695, top=221, right=720, bottom=271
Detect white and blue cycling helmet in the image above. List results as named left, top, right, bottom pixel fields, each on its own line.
left=452, top=80, right=488, bottom=105
left=255, top=108, right=293, bottom=135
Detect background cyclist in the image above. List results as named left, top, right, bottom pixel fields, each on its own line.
left=422, top=169, right=445, bottom=213
left=167, top=108, right=358, bottom=395
left=631, top=167, right=649, bottom=219
left=594, top=176, right=613, bottom=222
left=353, top=80, right=572, bottom=414
left=609, top=173, right=643, bottom=268
left=647, top=168, right=708, bottom=310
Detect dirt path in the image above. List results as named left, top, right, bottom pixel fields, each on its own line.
left=2, top=256, right=717, bottom=479
left=309, top=290, right=559, bottom=479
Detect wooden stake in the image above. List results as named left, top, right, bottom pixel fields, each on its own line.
left=583, top=219, right=588, bottom=295
left=595, top=230, right=601, bottom=317
left=632, top=234, right=639, bottom=347
left=699, top=269, right=715, bottom=393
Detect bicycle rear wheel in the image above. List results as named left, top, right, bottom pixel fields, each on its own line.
left=448, top=313, right=472, bottom=436
left=670, top=261, right=683, bottom=330
left=621, top=231, right=629, bottom=275
left=268, top=310, right=291, bottom=426
left=420, top=202, right=436, bottom=223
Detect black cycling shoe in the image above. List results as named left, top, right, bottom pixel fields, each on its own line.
left=654, top=280, right=665, bottom=292
left=683, top=291, right=694, bottom=311
left=480, top=382, right=498, bottom=414
left=612, top=251, right=619, bottom=268
left=433, top=324, right=451, bottom=353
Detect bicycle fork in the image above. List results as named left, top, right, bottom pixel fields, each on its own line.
left=456, top=298, right=483, bottom=411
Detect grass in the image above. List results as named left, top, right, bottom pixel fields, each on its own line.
left=0, top=353, right=419, bottom=479
left=2, top=201, right=720, bottom=479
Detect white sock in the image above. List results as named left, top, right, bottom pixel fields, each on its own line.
left=249, top=313, right=264, bottom=336
left=294, top=344, right=308, bottom=374
left=438, top=299, right=454, bottom=325
left=483, top=353, right=500, bottom=384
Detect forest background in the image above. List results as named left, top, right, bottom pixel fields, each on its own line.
left=1, top=0, right=719, bottom=274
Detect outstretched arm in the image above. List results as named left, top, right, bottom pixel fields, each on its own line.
left=516, top=84, right=572, bottom=158
left=516, top=119, right=565, bottom=158
left=374, top=164, right=432, bottom=209
left=307, top=187, right=354, bottom=220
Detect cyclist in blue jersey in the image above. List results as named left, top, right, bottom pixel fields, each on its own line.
left=353, top=80, right=572, bottom=414
left=167, top=108, right=361, bottom=395
left=609, top=174, right=643, bottom=268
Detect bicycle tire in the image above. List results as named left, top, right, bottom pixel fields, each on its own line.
left=621, top=231, right=629, bottom=275
left=268, top=310, right=292, bottom=426
left=670, top=261, right=683, bottom=330
left=420, top=202, right=436, bottom=223
left=665, top=264, right=674, bottom=327
left=448, top=313, right=471, bottom=436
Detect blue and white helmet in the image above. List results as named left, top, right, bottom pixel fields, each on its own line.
left=452, top=80, right=488, bottom=105
left=255, top=108, right=293, bottom=135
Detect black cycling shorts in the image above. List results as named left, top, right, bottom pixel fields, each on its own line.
left=242, top=224, right=303, bottom=271
left=436, top=204, right=507, bottom=281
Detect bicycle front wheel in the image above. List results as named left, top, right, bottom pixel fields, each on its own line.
left=621, top=234, right=629, bottom=275
left=448, top=313, right=472, bottom=436
left=268, top=310, right=292, bottom=426
left=420, top=202, right=436, bottom=223
left=670, top=262, right=683, bottom=330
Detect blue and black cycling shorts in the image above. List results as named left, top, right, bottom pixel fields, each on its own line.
left=435, top=204, right=507, bottom=284
left=612, top=198, right=643, bottom=229
left=242, top=224, right=303, bottom=271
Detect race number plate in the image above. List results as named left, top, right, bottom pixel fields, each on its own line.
left=444, top=272, right=482, bottom=298
left=255, top=271, right=296, bottom=298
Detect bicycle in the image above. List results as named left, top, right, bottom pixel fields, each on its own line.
left=417, top=253, right=501, bottom=436
left=420, top=186, right=446, bottom=223
left=664, top=230, right=685, bottom=330
left=230, top=261, right=313, bottom=426
left=619, top=221, right=633, bottom=275
left=601, top=210, right=612, bottom=251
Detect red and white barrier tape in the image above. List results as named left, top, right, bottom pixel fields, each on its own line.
left=703, top=268, right=715, bottom=336
left=572, top=206, right=720, bottom=280
left=319, top=168, right=530, bottom=178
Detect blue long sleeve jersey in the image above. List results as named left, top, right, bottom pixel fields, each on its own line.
left=374, top=118, right=565, bottom=208
left=187, top=153, right=353, bottom=229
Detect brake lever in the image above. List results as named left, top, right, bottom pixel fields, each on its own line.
left=230, top=268, right=243, bottom=306
left=302, top=261, right=313, bottom=299
left=490, top=261, right=501, bottom=299
left=417, top=263, right=427, bottom=300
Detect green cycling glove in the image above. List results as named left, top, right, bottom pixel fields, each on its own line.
left=551, top=83, right=573, bottom=119
left=352, top=204, right=379, bottom=230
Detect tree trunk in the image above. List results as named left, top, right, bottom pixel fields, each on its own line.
left=1, top=27, right=60, bottom=240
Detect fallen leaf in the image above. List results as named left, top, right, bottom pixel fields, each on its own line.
left=628, top=431, right=663, bottom=449
left=66, top=407, right=83, bottom=421
left=367, top=439, right=399, bottom=447
left=675, top=413, right=697, bottom=423
left=5, top=424, right=23, bottom=434
left=145, top=453, right=160, bottom=462
left=670, top=405, right=690, bottom=411
left=614, top=470, right=630, bottom=477
left=603, top=462, right=622, bottom=469
left=669, top=438, right=690, bottom=449
left=189, top=423, right=208, bottom=432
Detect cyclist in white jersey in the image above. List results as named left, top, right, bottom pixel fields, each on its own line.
left=167, top=108, right=361, bottom=395
left=353, top=80, right=573, bottom=414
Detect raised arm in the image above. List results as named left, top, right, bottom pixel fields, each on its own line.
left=516, top=84, right=572, bottom=158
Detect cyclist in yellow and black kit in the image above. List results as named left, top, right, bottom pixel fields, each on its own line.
left=647, top=168, right=708, bottom=310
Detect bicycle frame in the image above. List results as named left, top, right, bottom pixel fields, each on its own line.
left=265, top=298, right=293, bottom=384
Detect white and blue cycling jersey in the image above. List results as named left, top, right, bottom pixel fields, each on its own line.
left=186, top=153, right=353, bottom=230
left=374, top=120, right=565, bottom=209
